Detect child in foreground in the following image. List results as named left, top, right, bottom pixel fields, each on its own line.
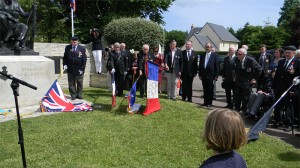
left=200, top=109, right=247, bottom=168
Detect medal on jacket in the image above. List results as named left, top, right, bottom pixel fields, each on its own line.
left=78, top=52, right=82, bottom=57
left=265, top=59, right=269, bottom=63
left=288, top=62, right=295, bottom=74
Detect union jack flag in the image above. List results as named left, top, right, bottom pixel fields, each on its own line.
left=41, top=80, right=92, bottom=112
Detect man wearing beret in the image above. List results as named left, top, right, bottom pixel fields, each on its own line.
left=272, top=45, right=300, bottom=131
left=63, top=36, right=87, bottom=100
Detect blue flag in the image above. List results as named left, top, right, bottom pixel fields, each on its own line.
left=127, top=80, right=137, bottom=109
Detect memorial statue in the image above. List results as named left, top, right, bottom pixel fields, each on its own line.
left=0, top=0, right=37, bottom=54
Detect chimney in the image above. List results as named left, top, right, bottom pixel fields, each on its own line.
left=191, top=24, right=195, bottom=31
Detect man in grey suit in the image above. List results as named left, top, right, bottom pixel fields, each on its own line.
left=164, top=40, right=182, bottom=100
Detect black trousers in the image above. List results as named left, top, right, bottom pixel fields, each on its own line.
left=182, top=76, right=194, bottom=101
left=274, top=91, right=293, bottom=125
left=67, top=73, right=84, bottom=99
left=234, top=86, right=251, bottom=111
left=115, top=71, right=124, bottom=96
left=224, top=81, right=235, bottom=107
left=139, top=74, right=147, bottom=97
left=202, top=77, right=214, bottom=105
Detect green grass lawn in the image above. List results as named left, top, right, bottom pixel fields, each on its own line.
left=1, top=88, right=300, bottom=168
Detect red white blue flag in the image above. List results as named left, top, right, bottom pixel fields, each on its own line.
left=143, top=61, right=161, bottom=116
left=70, top=0, right=76, bottom=12
left=41, top=80, right=92, bottom=112
left=111, top=73, right=116, bottom=107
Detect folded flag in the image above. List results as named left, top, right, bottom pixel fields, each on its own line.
left=111, top=73, right=116, bottom=107
left=143, top=61, right=161, bottom=116
left=41, top=80, right=92, bottom=112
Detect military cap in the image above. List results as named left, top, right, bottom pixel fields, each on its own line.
left=284, top=45, right=297, bottom=51
left=71, top=36, right=79, bottom=41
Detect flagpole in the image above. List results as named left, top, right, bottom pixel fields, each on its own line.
left=71, top=8, right=74, bottom=37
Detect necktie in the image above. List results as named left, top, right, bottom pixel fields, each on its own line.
left=188, top=50, right=191, bottom=61
left=72, top=46, right=76, bottom=52
left=205, top=53, right=210, bottom=68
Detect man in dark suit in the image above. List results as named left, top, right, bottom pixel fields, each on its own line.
left=234, top=48, right=262, bottom=112
left=222, top=46, right=236, bottom=108
left=137, top=44, right=154, bottom=97
left=272, top=45, right=300, bottom=130
left=199, top=42, right=219, bottom=107
left=164, top=40, right=182, bottom=100
left=120, top=43, right=131, bottom=89
left=257, top=44, right=273, bottom=90
left=181, top=40, right=198, bottom=102
left=111, top=42, right=128, bottom=97
left=63, top=36, right=87, bottom=100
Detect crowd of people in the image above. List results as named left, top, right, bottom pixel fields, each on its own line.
left=63, top=30, right=300, bottom=134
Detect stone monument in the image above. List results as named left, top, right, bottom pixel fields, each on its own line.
left=0, top=1, right=55, bottom=110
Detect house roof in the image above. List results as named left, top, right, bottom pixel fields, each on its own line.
left=193, top=34, right=218, bottom=50
left=206, top=22, right=240, bottom=42
left=187, top=27, right=202, bottom=40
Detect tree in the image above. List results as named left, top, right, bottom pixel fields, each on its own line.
left=103, top=18, right=165, bottom=51
left=277, top=0, right=300, bottom=46
left=164, top=30, right=188, bottom=50
left=20, top=0, right=174, bottom=43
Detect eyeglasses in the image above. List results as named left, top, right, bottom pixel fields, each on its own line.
left=154, top=51, right=158, bottom=52
left=237, top=53, right=243, bottom=56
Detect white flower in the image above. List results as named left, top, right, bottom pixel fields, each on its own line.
left=130, top=49, right=134, bottom=54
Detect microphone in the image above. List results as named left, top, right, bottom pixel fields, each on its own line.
left=293, top=76, right=300, bottom=85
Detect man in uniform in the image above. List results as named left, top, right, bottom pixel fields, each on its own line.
left=63, top=36, right=87, bottom=100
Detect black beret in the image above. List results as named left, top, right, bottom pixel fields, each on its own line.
left=284, top=45, right=297, bottom=51
left=71, top=36, right=79, bottom=41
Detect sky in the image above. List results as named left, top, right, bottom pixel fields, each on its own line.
left=162, top=0, right=285, bottom=32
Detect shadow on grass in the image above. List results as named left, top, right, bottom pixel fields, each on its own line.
left=277, top=151, right=300, bottom=161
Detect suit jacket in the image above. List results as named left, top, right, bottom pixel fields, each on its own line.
left=63, top=44, right=87, bottom=75
left=256, top=53, right=273, bottom=73
left=164, top=48, right=182, bottom=76
left=137, top=51, right=155, bottom=74
left=234, top=56, right=262, bottom=88
left=272, top=57, right=300, bottom=93
left=121, top=49, right=131, bottom=72
left=111, top=51, right=128, bottom=74
left=199, top=52, right=219, bottom=79
left=222, top=55, right=236, bottom=82
left=181, top=49, right=198, bottom=78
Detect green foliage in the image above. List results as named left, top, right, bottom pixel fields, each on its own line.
left=19, top=0, right=174, bottom=43
left=236, top=23, right=288, bottom=50
left=103, top=18, right=165, bottom=50
left=1, top=88, right=300, bottom=167
left=277, top=0, right=300, bottom=46
left=164, top=30, right=188, bottom=49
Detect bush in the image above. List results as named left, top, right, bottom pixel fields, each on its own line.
left=104, top=18, right=165, bottom=50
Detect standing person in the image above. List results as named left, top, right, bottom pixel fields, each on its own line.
left=127, top=51, right=139, bottom=88
left=269, top=48, right=284, bottom=70
left=234, top=48, right=262, bottom=112
left=104, top=46, right=113, bottom=91
left=271, top=45, right=300, bottom=130
left=111, top=42, right=128, bottom=97
left=153, top=46, right=164, bottom=94
left=257, top=44, right=273, bottom=89
left=222, top=46, right=236, bottom=108
left=89, top=28, right=103, bottom=74
left=164, top=40, right=182, bottom=100
left=63, top=36, right=87, bottom=100
left=199, top=42, right=219, bottom=107
left=138, top=44, right=154, bottom=97
left=181, top=40, right=198, bottom=102
left=120, top=43, right=131, bottom=89
left=200, top=109, right=247, bottom=168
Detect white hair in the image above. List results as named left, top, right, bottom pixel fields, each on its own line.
left=239, top=48, right=247, bottom=55
left=241, top=44, right=248, bottom=50
left=143, top=44, right=149, bottom=50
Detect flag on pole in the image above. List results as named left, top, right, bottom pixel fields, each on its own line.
left=143, top=61, right=161, bottom=116
left=41, top=80, right=92, bottom=112
left=70, top=0, right=76, bottom=12
left=126, top=80, right=137, bottom=110
left=111, top=73, right=116, bottom=107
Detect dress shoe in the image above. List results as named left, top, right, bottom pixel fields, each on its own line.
left=213, top=97, right=216, bottom=100
left=188, top=99, right=192, bottom=103
left=201, top=103, right=208, bottom=106
left=76, top=96, right=83, bottom=99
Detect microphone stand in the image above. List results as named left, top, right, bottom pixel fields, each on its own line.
left=0, top=71, right=37, bottom=168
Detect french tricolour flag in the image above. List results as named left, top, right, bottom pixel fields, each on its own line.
left=143, top=61, right=161, bottom=116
